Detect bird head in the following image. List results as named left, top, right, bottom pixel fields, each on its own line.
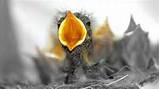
left=58, top=11, right=92, bottom=51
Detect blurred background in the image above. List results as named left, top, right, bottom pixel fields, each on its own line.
left=0, top=0, right=159, bottom=83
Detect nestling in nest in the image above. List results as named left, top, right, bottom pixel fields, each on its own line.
left=40, top=10, right=114, bottom=84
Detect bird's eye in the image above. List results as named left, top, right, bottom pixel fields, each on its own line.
left=58, top=23, right=61, bottom=28
left=86, top=21, right=91, bottom=27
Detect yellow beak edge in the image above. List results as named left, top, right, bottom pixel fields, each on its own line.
left=58, top=11, right=87, bottom=51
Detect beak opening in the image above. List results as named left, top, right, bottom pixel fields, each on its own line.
left=58, top=11, right=87, bottom=51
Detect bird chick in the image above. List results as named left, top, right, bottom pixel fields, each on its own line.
left=58, top=11, right=93, bottom=84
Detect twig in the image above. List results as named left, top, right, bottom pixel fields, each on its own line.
left=55, top=84, right=73, bottom=89
left=104, top=74, right=128, bottom=86
left=104, top=66, right=115, bottom=73
left=111, top=66, right=130, bottom=76
left=81, top=74, right=128, bottom=89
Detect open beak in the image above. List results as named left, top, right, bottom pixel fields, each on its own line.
left=58, top=11, right=87, bottom=51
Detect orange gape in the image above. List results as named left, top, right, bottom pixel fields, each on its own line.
left=58, top=11, right=87, bottom=51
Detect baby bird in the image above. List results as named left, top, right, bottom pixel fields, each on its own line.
left=43, top=10, right=114, bottom=84
left=57, top=11, right=93, bottom=83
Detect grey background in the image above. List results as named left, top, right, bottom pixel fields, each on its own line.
left=0, top=0, right=24, bottom=81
